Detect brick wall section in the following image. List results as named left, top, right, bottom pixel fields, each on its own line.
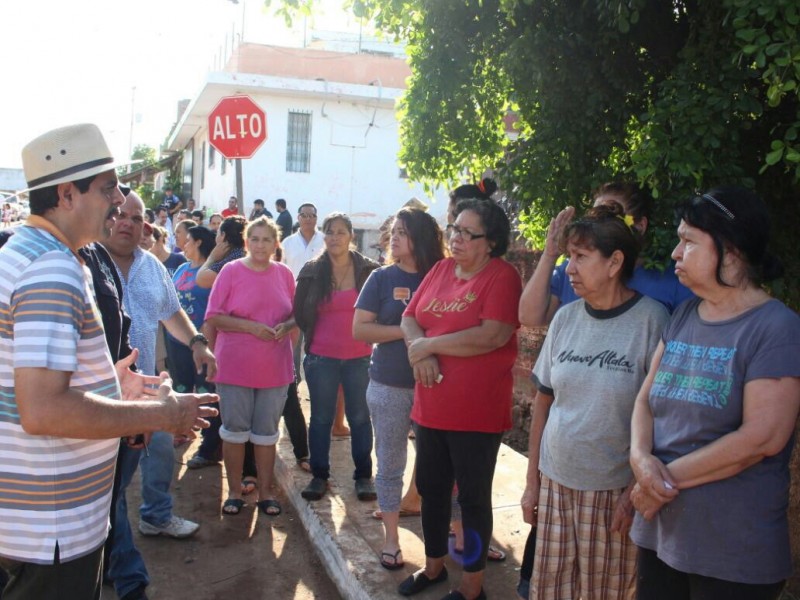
left=502, top=243, right=545, bottom=454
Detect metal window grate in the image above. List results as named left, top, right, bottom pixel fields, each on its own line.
left=286, top=111, right=312, bottom=173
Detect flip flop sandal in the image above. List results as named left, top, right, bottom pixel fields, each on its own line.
left=380, top=549, right=405, bottom=570
left=296, top=458, right=311, bottom=472
left=241, top=478, right=257, bottom=495
left=222, top=498, right=245, bottom=515
left=452, top=545, right=507, bottom=562
left=372, top=508, right=422, bottom=520
left=257, top=499, right=282, bottom=516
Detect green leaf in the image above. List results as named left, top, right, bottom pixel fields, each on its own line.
left=765, top=147, right=784, bottom=165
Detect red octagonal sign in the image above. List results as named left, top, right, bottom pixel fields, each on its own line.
left=208, top=95, right=267, bottom=159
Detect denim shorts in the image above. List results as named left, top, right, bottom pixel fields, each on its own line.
left=217, top=383, right=289, bottom=446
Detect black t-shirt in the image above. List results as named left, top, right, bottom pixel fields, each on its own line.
left=79, top=243, right=134, bottom=365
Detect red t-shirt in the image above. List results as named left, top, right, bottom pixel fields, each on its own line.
left=221, top=208, right=238, bottom=218
left=403, top=257, right=521, bottom=433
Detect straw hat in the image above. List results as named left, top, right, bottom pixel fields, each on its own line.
left=21, top=123, right=125, bottom=192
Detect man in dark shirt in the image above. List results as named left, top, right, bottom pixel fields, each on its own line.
left=249, top=198, right=273, bottom=221
left=275, top=198, right=293, bottom=240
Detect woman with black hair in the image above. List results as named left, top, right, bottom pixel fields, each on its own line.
left=630, top=187, right=800, bottom=600
left=399, top=198, right=521, bottom=600
left=196, top=215, right=247, bottom=289
left=295, top=212, right=380, bottom=502
left=523, top=203, right=669, bottom=600
left=353, top=207, right=445, bottom=570
left=448, top=178, right=498, bottom=224
left=166, top=226, right=219, bottom=466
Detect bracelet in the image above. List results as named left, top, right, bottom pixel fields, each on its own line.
left=189, top=333, right=209, bottom=348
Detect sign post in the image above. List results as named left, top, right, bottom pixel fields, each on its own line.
left=208, top=95, right=268, bottom=209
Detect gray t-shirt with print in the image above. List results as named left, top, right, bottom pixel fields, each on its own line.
left=533, top=293, right=668, bottom=491
left=630, top=297, right=800, bottom=584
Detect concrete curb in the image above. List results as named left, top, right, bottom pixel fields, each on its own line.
left=275, top=445, right=376, bottom=600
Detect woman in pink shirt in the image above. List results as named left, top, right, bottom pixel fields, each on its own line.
left=294, top=212, right=379, bottom=502
left=205, top=217, right=296, bottom=517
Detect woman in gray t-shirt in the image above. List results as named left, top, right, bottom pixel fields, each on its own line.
left=523, top=203, right=668, bottom=600
left=630, top=186, right=800, bottom=599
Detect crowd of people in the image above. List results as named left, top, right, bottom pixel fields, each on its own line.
left=0, top=122, right=798, bottom=600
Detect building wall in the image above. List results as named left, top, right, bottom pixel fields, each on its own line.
left=192, top=90, right=447, bottom=229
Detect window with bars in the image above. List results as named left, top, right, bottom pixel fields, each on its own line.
left=286, top=111, right=312, bottom=173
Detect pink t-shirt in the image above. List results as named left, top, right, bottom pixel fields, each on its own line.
left=309, top=288, right=372, bottom=359
left=205, top=259, right=295, bottom=388
left=403, top=257, right=522, bottom=433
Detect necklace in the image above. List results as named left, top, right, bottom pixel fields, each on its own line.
left=332, top=262, right=353, bottom=290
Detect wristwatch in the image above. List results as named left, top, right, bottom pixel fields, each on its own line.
left=189, top=333, right=209, bottom=348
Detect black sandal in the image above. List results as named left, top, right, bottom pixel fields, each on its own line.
left=380, top=549, right=405, bottom=570
left=257, top=499, right=282, bottom=516
left=222, top=498, right=245, bottom=515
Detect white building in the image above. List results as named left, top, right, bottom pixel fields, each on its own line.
left=165, top=43, right=446, bottom=251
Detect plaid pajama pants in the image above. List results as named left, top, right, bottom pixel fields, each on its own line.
left=531, top=474, right=636, bottom=600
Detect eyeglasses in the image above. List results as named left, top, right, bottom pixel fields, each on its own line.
left=298, top=212, right=317, bottom=219
left=446, top=224, right=486, bottom=242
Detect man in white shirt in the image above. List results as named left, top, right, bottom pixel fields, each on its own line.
left=281, top=203, right=324, bottom=278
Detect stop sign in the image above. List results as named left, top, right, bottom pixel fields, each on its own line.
left=207, top=95, right=267, bottom=159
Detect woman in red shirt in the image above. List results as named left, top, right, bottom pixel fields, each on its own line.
left=400, top=198, right=522, bottom=600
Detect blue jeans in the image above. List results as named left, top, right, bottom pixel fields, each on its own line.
left=108, top=444, right=150, bottom=598
left=109, top=431, right=174, bottom=596
left=165, top=334, right=220, bottom=461
left=304, top=353, right=373, bottom=481
left=139, top=430, right=175, bottom=526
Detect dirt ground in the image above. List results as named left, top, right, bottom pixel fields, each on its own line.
left=101, top=438, right=341, bottom=600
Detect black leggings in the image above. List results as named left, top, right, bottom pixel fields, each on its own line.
left=415, top=425, right=502, bottom=573
left=636, top=547, right=785, bottom=600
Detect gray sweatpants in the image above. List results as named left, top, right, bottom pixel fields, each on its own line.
left=366, top=380, right=414, bottom=513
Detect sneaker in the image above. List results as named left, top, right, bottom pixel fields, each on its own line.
left=355, top=478, right=377, bottom=501
left=138, top=515, right=199, bottom=539
left=186, top=454, right=218, bottom=469
left=301, top=477, right=327, bottom=501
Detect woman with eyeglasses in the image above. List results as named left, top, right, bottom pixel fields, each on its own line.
left=294, top=212, right=380, bottom=502
left=398, top=198, right=521, bottom=600
left=353, top=207, right=445, bottom=571
left=629, top=187, right=800, bottom=600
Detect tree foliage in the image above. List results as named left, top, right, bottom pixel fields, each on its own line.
left=271, top=0, right=800, bottom=303
left=131, top=144, right=158, bottom=167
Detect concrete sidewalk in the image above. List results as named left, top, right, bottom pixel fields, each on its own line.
left=275, top=391, right=531, bottom=600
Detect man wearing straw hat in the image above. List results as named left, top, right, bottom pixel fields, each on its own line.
left=0, top=123, right=218, bottom=599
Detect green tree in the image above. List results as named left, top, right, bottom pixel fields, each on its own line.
left=131, top=144, right=158, bottom=167
left=271, top=0, right=800, bottom=303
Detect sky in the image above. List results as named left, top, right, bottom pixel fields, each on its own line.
left=0, top=0, right=362, bottom=170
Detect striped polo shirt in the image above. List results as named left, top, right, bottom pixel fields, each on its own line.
left=0, top=220, right=120, bottom=564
